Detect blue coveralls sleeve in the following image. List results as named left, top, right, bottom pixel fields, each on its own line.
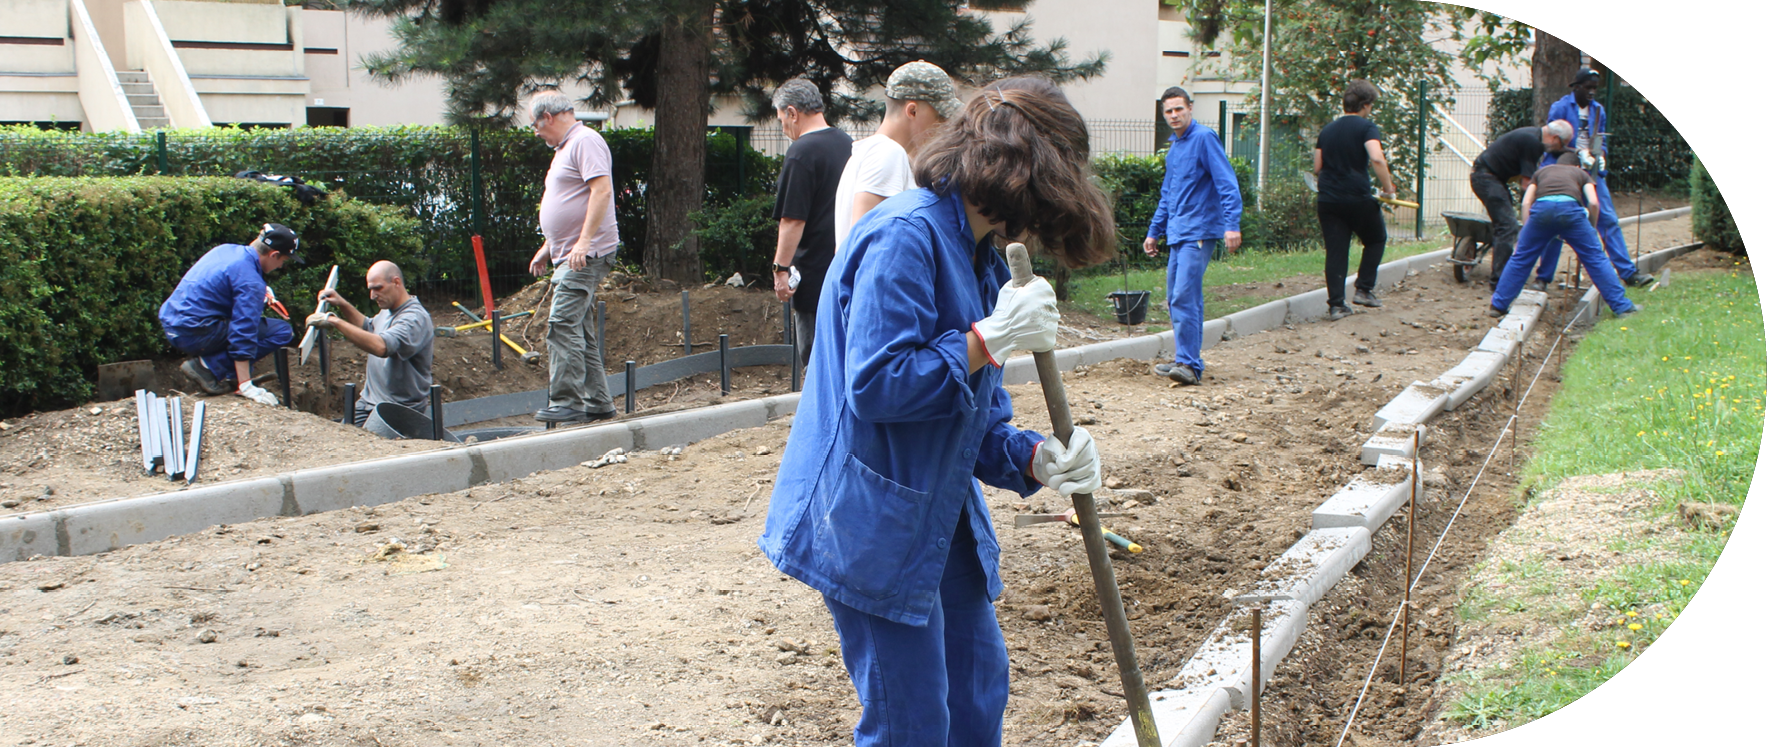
left=1147, top=147, right=1173, bottom=239
left=226, top=264, right=267, bottom=362
left=973, top=382, right=1043, bottom=496
left=843, top=216, right=979, bottom=423
left=1203, top=135, right=1244, bottom=232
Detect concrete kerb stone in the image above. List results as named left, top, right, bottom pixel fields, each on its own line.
left=1224, top=298, right=1289, bottom=340
left=1434, top=350, right=1508, bottom=410
left=1179, top=599, right=1310, bottom=711
left=1362, top=422, right=1426, bottom=466
left=1286, top=288, right=1331, bottom=324
left=1476, top=327, right=1522, bottom=360
left=475, top=422, right=634, bottom=483
left=1233, top=527, right=1372, bottom=608
left=3, top=511, right=67, bottom=560
left=1371, top=381, right=1450, bottom=432
left=63, top=477, right=289, bottom=556
left=1199, top=319, right=1225, bottom=350
left=1100, top=687, right=1232, bottom=747
left=1313, top=455, right=1416, bottom=531
left=291, top=448, right=482, bottom=516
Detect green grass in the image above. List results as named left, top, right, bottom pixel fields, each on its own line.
left=1443, top=261, right=1761, bottom=729
left=1066, top=237, right=1442, bottom=326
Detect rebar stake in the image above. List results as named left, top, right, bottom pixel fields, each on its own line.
left=1251, top=605, right=1262, bottom=747
left=1401, top=430, right=1420, bottom=690
left=491, top=310, right=503, bottom=371
left=429, top=385, right=443, bottom=441
left=344, top=383, right=358, bottom=426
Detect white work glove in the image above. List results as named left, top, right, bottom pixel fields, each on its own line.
left=1031, top=427, right=1102, bottom=497
left=238, top=380, right=280, bottom=406
left=305, top=311, right=336, bottom=328
left=971, top=276, right=1059, bottom=366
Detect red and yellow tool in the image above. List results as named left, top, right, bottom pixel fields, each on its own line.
left=263, top=287, right=290, bottom=320
left=1013, top=508, right=1143, bottom=553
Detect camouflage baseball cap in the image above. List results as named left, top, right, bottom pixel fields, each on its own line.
left=886, top=61, right=962, bottom=120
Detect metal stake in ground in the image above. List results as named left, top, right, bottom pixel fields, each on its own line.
left=719, top=334, right=730, bottom=396
left=1004, top=243, right=1160, bottom=747
left=625, top=361, right=637, bottom=413
left=1401, top=430, right=1420, bottom=689
left=274, top=348, right=293, bottom=409
left=491, top=310, right=503, bottom=370
left=429, top=385, right=444, bottom=441
left=1251, top=605, right=1262, bottom=747
left=344, top=383, right=358, bottom=426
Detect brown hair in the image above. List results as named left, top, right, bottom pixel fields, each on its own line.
left=1343, top=79, right=1379, bottom=113
left=912, top=77, right=1117, bottom=269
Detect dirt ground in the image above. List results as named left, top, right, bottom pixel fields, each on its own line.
left=0, top=218, right=1707, bottom=747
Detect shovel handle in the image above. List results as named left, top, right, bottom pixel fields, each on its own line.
left=1004, top=243, right=1160, bottom=747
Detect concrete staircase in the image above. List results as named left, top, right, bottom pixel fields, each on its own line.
left=116, top=71, right=170, bottom=129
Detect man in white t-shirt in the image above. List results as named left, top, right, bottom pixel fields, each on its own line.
left=832, top=60, right=962, bottom=253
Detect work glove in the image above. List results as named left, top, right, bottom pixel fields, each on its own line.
left=305, top=311, right=336, bottom=328
left=238, top=380, right=280, bottom=406
left=971, top=276, right=1059, bottom=366
left=1031, top=427, right=1102, bottom=498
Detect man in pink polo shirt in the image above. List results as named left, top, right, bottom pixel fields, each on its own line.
left=527, top=90, right=621, bottom=424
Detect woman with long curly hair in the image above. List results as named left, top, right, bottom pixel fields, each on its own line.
left=759, top=76, right=1117, bottom=746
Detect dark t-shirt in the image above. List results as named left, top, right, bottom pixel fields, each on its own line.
left=1473, top=127, right=1546, bottom=183
left=1532, top=163, right=1594, bottom=205
left=773, top=127, right=853, bottom=313
left=1314, top=115, right=1383, bottom=204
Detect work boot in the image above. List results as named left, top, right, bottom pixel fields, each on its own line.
left=1625, top=272, right=1657, bottom=288
left=1486, top=306, right=1506, bottom=319
left=1525, top=278, right=1550, bottom=292
left=181, top=358, right=231, bottom=395
left=1327, top=305, right=1352, bottom=322
left=1351, top=289, right=1383, bottom=308
left=1616, top=303, right=1644, bottom=318
left=1164, top=363, right=1199, bottom=386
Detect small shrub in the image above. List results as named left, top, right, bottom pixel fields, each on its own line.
left=1690, top=157, right=1742, bottom=254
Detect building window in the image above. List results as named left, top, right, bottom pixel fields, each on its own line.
left=307, top=108, right=349, bottom=128
left=1163, top=51, right=1190, bottom=58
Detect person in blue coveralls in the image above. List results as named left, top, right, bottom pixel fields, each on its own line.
left=1142, top=85, right=1243, bottom=386
left=159, top=223, right=300, bottom=405
left=1488, top=151, right=1638, bottom=319
left=1535, top=68, right=1655, bottom=289
left=759, top=77, right=1119, bottom=747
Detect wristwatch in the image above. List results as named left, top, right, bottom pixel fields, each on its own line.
left=771, top=262, right=792, bottom=274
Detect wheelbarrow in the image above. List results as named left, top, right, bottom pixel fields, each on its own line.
left=1442, top=211, right=1494, bottom=284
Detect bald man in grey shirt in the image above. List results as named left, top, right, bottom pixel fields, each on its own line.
left=309, top=261, right=435, bottom=424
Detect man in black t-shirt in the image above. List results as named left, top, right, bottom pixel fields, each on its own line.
left=1469, top=123, right=1567, bottom=287
left=1313, top=80, right=1399, bottom=320
left=770, top=78, right=854, bottom=365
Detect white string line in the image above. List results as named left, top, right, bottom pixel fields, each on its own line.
left=1334, top=321, right=1568, bottom=747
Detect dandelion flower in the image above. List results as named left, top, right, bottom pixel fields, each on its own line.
left=1617, top=641, right=1632, bottom=649
left=1679, top=579, right=1691, bottom=586
left=1629, top=623, right=1643, bottom=631
left=1627, top=610, right=1639, bottom=617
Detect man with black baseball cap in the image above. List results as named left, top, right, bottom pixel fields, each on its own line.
left=159, top=223, right=302, bottom=404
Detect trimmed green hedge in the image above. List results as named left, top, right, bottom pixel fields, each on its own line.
left=0, top=125, right=781, bottom=290
left=1690, top=158, right=1742, bottom=254
left=1484, top=85, right=1690, bottom=192
left=0, top=177, right=422, bottom=415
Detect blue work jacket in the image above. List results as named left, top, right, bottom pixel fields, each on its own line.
left=1548, top=94, right=1609, bottom=176
left=1147, top=122, right=1244, bottom=244
left=158, top=244, right=269, bottom=362
left=760, top=186, right=1045, bottom=627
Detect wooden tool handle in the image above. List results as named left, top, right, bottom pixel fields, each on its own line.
left=1003, top=242, right=1160, bottom=747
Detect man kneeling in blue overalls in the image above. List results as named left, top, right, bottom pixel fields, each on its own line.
left=1489, top=152, right=1638, bottom=318
left=159, top=223, right=301, bottom=405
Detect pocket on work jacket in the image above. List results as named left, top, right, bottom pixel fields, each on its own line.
left=813, top=452, right=932, bottom=601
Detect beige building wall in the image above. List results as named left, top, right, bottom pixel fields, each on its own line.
left=302, top=10, right=451, bottom=127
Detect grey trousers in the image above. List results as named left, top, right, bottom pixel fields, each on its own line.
left=793, top=307, right=816, bottom=367
left=547, top=254, right=617, bottom=413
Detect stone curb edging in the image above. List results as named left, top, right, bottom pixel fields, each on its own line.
left=1566, top=241, right=1705, bottom=328
left=1097, top=231, right=1700, bottom=747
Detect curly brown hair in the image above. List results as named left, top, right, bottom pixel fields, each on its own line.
left=911, top=77, right=1117, bottom=269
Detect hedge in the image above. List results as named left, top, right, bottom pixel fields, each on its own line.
left=0, top=125, right=781, bottom=291
left=1484, top=85, right=1690, bottom=192
left=1690, top=158, right=1743, bottom=254
left=0, top=177, right=422, bottom=415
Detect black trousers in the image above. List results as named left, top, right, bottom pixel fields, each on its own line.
left=1470, top=170, right=1520, bottom=286
left=1317, top=199, right=1386, bottom=308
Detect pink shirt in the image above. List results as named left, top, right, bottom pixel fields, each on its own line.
left=538, top=122, right=619, bottom=262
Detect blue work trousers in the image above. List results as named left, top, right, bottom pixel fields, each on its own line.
left=1166, top=239, right=1216, bottom=374
left=823, top=512, right=1009, bottom=747
left=1532, top=175, right=1639, bottom=284
left=1492, top=199, right=1634, bottom=315
left=164, top=318, right=294, bottom=383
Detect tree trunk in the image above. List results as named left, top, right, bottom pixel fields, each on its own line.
left=643, top=3, right=711, bottom=282
left=1531, top=32, right=1581, bottom=126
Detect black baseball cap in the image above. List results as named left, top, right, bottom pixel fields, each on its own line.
left=1571, top=68, right=1600, bottom=87
left=259, top=223, right=304, bottom=263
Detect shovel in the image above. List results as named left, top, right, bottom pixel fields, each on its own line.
left=1005, top=243, right=1160, bottom=747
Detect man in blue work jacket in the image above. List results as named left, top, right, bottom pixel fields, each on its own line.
left=159, top=223, right=300, bottom=405
left=1143, top=85, right=1243, bottom=386
left=1538, top=68, right=1654, bottom=288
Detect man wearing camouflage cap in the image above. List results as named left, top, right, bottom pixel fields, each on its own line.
left=832, top=60, right=962, bottom=253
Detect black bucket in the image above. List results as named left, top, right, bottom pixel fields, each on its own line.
left=363, top=402, right=461, bottom=442
left=1107, top=290, right=1151, bottom=325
